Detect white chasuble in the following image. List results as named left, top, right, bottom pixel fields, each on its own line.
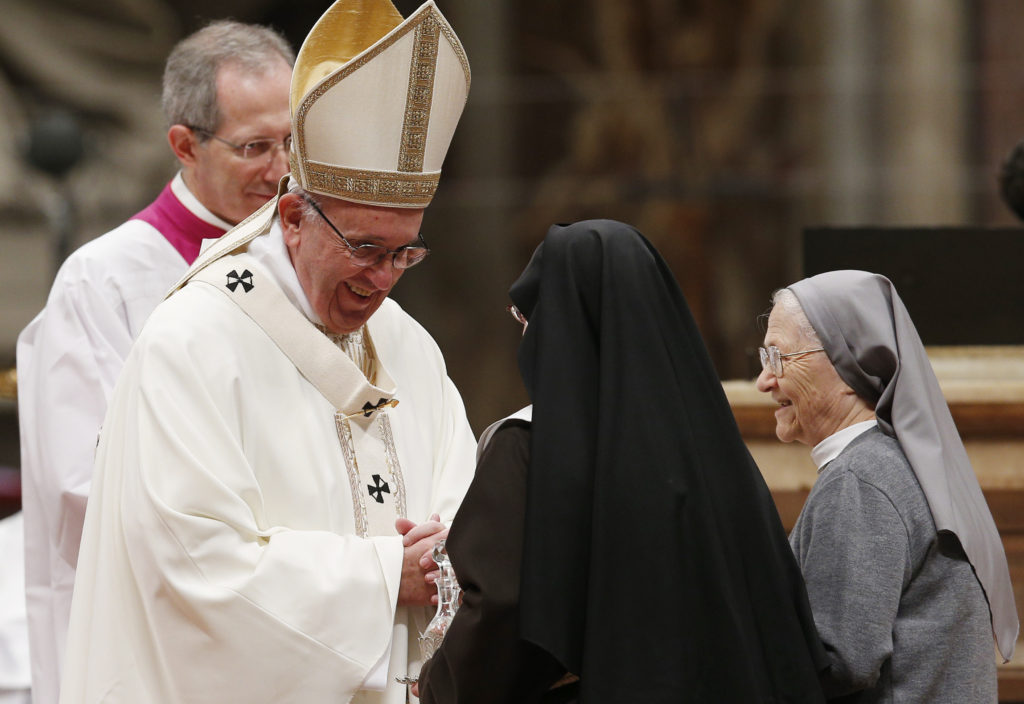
left=60, top=248, right=477, bottom=704
left=191, top=254, right=409, bottom=540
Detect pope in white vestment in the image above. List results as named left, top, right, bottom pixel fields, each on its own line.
left=61, top=223, right=476, bottom=703
left=60, top=2, right=476, bottom=702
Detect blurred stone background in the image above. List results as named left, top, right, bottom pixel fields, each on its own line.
left=2, top=0, right=1023, bottom=466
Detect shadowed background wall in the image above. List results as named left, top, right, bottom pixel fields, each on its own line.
left=3, top=0, right=1024, bottom=695
left=1, top=0, right=1022, bottom=444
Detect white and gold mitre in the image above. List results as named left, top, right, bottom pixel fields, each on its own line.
left=289, top=0, right=471, bottom=208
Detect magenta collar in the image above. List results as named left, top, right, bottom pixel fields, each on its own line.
left=131, top=182, right=227, bottom=265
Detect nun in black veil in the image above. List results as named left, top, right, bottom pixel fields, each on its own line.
left=417, top=220, right=826, bottom=704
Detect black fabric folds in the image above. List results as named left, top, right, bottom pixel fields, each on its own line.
left=509, top=220, right=827, bottom=703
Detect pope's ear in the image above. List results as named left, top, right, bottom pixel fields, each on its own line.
left=278, top=193, right=305, bottom=246
left=168, top=125, right=200, bottom=166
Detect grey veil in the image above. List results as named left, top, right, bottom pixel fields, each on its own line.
left=789, top=269, right=1018, bottom=662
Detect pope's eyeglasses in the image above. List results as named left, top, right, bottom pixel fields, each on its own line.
left=188, top=126, right=292, bottom=160
left=758, top=345, right=825, bottom=378
left=302, top=195, right=430, bottom=270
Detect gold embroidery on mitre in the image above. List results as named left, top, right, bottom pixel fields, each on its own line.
left=435, top=11, right=470, bottom=84
left=290, top=3, right=470, bottom=204
left=289, top=0, right=403, bottom=113
left=398, top=14, right=439, bottom=173
left=304, top=162, right=440, bottom=207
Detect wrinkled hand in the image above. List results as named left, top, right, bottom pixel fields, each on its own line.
left=397, top=513, right=445, bottom=546
left=396, top=514, right=448, bottom=606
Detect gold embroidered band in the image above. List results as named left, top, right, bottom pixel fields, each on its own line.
left=301, top=160, right=440, bottom=207
left=398, top=14, right=439, bottom=173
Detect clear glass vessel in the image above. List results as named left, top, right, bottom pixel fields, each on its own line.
left=396, top=538, right=462, bottom=685
left=418, top=538, right=461, bottom=660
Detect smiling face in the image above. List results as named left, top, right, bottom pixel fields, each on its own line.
left=755, top=302, right=873, bottom=446
left=178, top=59, right=292, bottom=224
left=279, top=193, right=425, bottom=334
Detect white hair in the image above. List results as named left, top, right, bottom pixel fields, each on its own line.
left=771, top=288, right=822, bottom=346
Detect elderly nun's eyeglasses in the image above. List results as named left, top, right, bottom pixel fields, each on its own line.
left=506, top=304, right=528, bottom=329
left=758, top=345, right=825, bottom=378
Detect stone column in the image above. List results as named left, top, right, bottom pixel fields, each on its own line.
left=821, top=0, right=878, bottom=223
left=882, top=0, right=969, bottom=223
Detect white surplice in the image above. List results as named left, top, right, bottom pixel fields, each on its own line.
left=60, top=215, right=477, bottom=704
left=17, top=174, right=230, bottom=704
left=0, top=512, right=30, bottom=704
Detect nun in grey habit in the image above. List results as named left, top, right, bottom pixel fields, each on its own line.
left=756, top=269, right=1017, bottom=703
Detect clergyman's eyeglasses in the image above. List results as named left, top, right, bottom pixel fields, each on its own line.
left=188, top=126, right=292, bottom=160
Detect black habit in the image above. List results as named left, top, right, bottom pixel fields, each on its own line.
left=419, top=220, right=826, bottom=703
